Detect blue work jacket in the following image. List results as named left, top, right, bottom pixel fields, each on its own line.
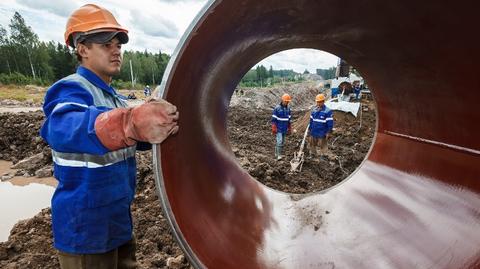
left=331, top=87, right=340, bottom=98
left=309, top=105, right=334, bottom=138
left=271, top=103, right=291, bottom=134
left=354, top=86, right=361, bottom=99
left=40, top=66, right=149, bottom=254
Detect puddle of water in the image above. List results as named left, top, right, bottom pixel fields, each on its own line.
left=0, top=160, right=57, bottom=242
left=0, top=181, right=55, bottom=242
left=0, top=160, right=57, bottom=187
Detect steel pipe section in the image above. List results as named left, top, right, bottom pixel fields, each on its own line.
left=153, top=0, right=480, bottom=268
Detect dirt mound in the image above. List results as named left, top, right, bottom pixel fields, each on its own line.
left=227, top=98, right=376, bottom=193
left=0, top=112, right=49, bottom=163
left=0, top=209, right=56, bottom=269
left=132, top=152, right=190, bottom=269
left=230, top=81, right=323, bottom=110
left=0, top=112, right=52, bottom=177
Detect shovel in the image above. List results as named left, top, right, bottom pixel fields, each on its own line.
left=290, top=124, right=310, bottom=172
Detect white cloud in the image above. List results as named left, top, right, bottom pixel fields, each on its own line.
left=0, top=1, right=340, bottom=72
left=79, top=0, right=206, bottom=53
left=257, top=49, right=339, bottom=73
left=0, top=5, right=66, bottom=44
left=16, top=0, right=77, bottom=17
left=130, top=9, right=178, bottom=38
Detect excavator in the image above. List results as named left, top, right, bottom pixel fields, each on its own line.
left=152, top=0, right=480, bottom=268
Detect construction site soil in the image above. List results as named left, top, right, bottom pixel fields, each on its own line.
left=0, top=84, right=376, bottom=268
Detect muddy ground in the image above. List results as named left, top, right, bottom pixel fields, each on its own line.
left=228, top=99, right=376, bottom=194
left=0, top=84, right=376, bottom=268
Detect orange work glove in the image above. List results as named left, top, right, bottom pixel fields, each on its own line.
left=272, top=124, right=277, bottom=134
left=95, top=99, right=179, bottom=151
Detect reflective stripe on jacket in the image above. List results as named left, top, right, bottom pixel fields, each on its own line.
left=271, top=104, right=291, bottom=134
left=40, top=66, right=137, bottom=254
left=309, top=105, right=334, bottom=138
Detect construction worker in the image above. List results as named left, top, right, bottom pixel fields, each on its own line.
left=271, top=93, right=292, bottom=160
left=353, top=80, right=361, bottom=100
left=308, top=94, right=334, bottom=158
left=144, top=85, right=151, bottom=97
left=40, top=4, right=179, bottom=268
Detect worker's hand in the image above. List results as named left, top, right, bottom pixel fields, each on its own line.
left=128, top=99, right=179, bottom=144
left=272, top=124, right=277, bottom=134
left=95, top=99, right=179, bottom=150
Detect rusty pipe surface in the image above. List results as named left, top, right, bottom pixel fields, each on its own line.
left=153, top=0, right=480, bottom=268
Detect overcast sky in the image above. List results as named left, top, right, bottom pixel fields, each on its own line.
left=0, top=0, right=338, bottom=73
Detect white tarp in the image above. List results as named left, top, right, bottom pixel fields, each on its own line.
left=330, top=75, right=364, bottom=88
left=330, top=77, right=349, bottom=88
left=326, top=100, right=361, bottom=117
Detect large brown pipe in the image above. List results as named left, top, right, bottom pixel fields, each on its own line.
left=153, top=0, right=480, bottom=268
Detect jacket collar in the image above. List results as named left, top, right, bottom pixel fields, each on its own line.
left=77, top=66, right=117, bottom=96
left=315, top=104, right=326, bottom=111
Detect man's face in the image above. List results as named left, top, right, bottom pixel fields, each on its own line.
left=282, top=100, right=290, bottom=106
left=317, top=100, right=324, bottom=107
left=78, top=37, right=123, bottom=82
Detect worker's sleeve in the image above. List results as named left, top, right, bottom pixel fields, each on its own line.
left=288, top=112, right=291, bottom=129
left=326, top=110, right=334, bottom=132
left=271, top=107, right=278, bottom=125
left=288, top=108, right=292, bottom=125
left=309, top=114, right=313, bottom=131
left=40, top=81, right=111, bottom=155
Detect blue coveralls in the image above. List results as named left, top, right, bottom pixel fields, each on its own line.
left=308, top=104, right=334, bottom=156
left=144, top=87, right=151, bottom=96
left=331, top=87, right=340, bottom=98
left=40, top=66, right=149, bottom=254
left=354, top=85, right=361, bottom=100
left=271, top=103, right=291, bottom=158
left=309, top=104, right=334, bottom=138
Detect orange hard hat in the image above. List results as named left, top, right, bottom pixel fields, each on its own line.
left=282, top=94, right=292, bottom=102
left=64, top=4, right=129, bottom=48
left=315, top=94, right=326, bottom=102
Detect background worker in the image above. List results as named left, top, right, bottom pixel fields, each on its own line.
left=353, top=80, right=361, bottom=100
left=271, top=93, right=292, bottom=160
left=40, top=4, right=179, bottom=269
left=127, top=91, right=137, bottom=99
left=308, top=94, right=334, bottom=159
left=144, top=85, right=151, bottom=97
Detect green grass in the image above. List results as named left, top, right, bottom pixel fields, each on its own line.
left=0, top=85, right=46, bottom=103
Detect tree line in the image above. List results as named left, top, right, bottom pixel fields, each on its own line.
left=316, top=67, right=336, bottom=80
left=0, top=11, right=337, bottom=90
left=0, top=12, right=170, bottom=89
left=240, top=65, right=337, bottom=88
left=240, top=65, right=304, bottom=87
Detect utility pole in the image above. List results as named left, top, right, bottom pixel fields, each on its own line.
left=6, top=60, right=11, bottom=75
left=152, top=67, right=155, bottom=86
left=129, top=59, right=135, bottom=88
left=27, top=48, right=36, bottom=79
left=336, top=58, right=350, bottom=78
